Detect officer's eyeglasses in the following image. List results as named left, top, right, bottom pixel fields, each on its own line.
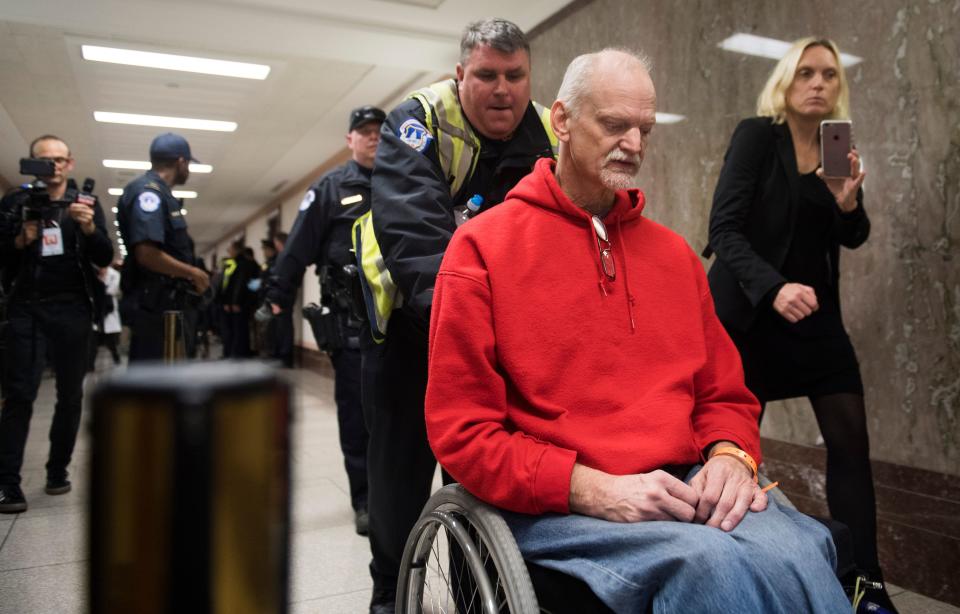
left=37, top=156, right=70, bottom=166
left=591, top=215, right=616, bottom=281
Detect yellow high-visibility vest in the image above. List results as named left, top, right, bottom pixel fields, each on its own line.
left=353, top=79, right=557, bottom=342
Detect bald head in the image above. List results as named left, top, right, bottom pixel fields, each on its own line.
left=557, top=49, right=653, bottom=118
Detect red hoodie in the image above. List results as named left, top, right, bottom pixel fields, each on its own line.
left=425, top=158, right=761, bottom=515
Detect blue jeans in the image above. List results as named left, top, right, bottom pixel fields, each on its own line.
left=502, top=468, right=850, bottom=613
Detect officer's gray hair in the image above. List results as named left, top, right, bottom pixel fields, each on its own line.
left=459, top=18, right=530, bottom=66
left=557, top=48, right=652, bottom=117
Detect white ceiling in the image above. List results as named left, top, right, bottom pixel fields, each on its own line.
left=0, top=0, right=572, bottom=251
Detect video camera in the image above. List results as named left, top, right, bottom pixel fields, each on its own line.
left=17, top=158, right=96, bottom=222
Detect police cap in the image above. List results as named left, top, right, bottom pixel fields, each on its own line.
left=149, top=132, right=200, bottom=163
left=348, top=106, right=386, bottom=132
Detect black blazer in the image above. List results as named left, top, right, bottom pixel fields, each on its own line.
left=704, top=117, right=870, bottom=332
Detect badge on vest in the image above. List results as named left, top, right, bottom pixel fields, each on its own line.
left=299, top=190, right=316, bottom=211
left=41, top=226, right=64, bottom=257
left=341, top=194, right=363, bottom=206
left=138, top=192, right=161, bottom=213
left=398, top=119, right=432, bottom=153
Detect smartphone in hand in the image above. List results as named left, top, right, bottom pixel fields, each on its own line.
left=820, top=120, right=852, bottom=178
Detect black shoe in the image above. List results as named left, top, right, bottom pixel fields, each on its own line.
left=369, top=586, right=396, bottom=614
left=45, top=477, right=72, bottom=495
left=855, top=571, right=900, bottom=614
left=0, top=485, right=27, bottom=513
left=355, top=508, right=370, bottom=536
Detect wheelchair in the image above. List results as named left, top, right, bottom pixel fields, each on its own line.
left=396, top=477, right=852, bottom=614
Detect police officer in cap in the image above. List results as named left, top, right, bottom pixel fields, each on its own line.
left=117, top=132, right=210, bottom=361
left=265, top=105, right=385, bottom=534
left=0, top=135, right=113, bottom=513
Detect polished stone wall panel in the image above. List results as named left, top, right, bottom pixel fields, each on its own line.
left=528, top=0, right=959, bottom=475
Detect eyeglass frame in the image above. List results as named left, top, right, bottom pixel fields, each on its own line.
left=592, top=215, right=616, bottom=281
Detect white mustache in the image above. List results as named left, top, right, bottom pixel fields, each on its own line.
left=605, top=149, right=641, bottom=166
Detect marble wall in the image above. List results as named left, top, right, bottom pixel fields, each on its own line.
left=529, top=0, right=959, bottom=476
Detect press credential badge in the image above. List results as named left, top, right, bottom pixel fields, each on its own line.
left=42, top=226, right=64, bottom=257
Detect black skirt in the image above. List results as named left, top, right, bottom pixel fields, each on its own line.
left=728, top=301, right=863, bottom=403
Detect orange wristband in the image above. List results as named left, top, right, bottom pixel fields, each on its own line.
left=709, top=446, right=758, bottom=482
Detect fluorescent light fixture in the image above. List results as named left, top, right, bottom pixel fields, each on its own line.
left=95, top=111, right=237, bottom=132
left=103, top=159, right=149, bottom=170
left=113, top=220, right=119, bottom=226
left=111, top=188, right=197, bottom=198
left=656, top=113, right=686, bottom=124
left=718, top=33, right=862, bottom=67
left=81, top=45, right=270, bottom=79
left=103, top=160, right=212, bottom=173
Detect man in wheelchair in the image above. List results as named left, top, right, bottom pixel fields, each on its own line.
left=423, top=49, right=851, bottom=613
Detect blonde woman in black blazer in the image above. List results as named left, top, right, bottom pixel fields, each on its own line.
left=706, top=38, right=896, bottom=611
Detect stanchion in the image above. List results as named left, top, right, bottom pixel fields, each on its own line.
left=162, top=310, right=186, bottom=363
left=89, top=362, right=291, bottom=614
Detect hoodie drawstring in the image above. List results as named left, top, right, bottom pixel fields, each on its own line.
left=617, top=217, right=637, bottom=333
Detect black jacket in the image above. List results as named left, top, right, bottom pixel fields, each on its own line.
left=705, top=117, right=870, bottom=332
left=0, top=187, right=113, bottom=314
left=371, top=98, right=554, bottom=327
left=267, top=159, right=371, bottom=310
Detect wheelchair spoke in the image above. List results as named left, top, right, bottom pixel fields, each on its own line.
left=419, top=522, right=458, bottom=614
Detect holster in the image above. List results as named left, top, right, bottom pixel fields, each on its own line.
left=135, top=278, right=184, bottom=314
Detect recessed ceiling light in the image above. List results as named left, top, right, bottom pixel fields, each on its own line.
left=718, top=33, right=862, bottom=67
left=656, top=113, right=686, bottom=124
left=103, top=160, right=212, bottom=173
left=95, top=111, right=237, bottom=132
left=81, top=45, right=270, bottom=79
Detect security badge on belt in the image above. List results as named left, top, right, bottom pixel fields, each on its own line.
left=341, top=194, right=363, bottom=206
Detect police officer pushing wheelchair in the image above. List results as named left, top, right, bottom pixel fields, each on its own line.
left=0, top=135, right=113, bottom=513
left=116, top=133, right=210, bottom=362
left=264, top=105, right=385, bottom=535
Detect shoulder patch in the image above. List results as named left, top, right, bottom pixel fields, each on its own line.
left=138, top=192, right=161, bottom=213
left=398, top=118, right=433, bottom=153
left=299, top=190, right=316, bottom=211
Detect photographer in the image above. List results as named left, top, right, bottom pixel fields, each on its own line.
left=116, top=132, right=210, bottom=362
left=0, top=135, right=113, bottom=513
left=264, top=106, right=385, bottom=535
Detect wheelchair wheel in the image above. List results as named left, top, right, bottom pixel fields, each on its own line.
left=397, top=484, right=539, bottom=614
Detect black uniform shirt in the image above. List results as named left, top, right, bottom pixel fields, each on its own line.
left=117, top=170, right=194, bottom=283
left=0, top=188, right=112, bottom=301
left=266, top=159, right=372, bottom=310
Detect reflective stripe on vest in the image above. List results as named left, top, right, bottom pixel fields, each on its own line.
left=221, top=258, right=237, bottom=290
left=352, top=211, right=398, bottom=343
left=354, top=79, right=557, bottom=342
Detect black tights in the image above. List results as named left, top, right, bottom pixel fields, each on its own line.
left=764, top=393, right=880, bottom=572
